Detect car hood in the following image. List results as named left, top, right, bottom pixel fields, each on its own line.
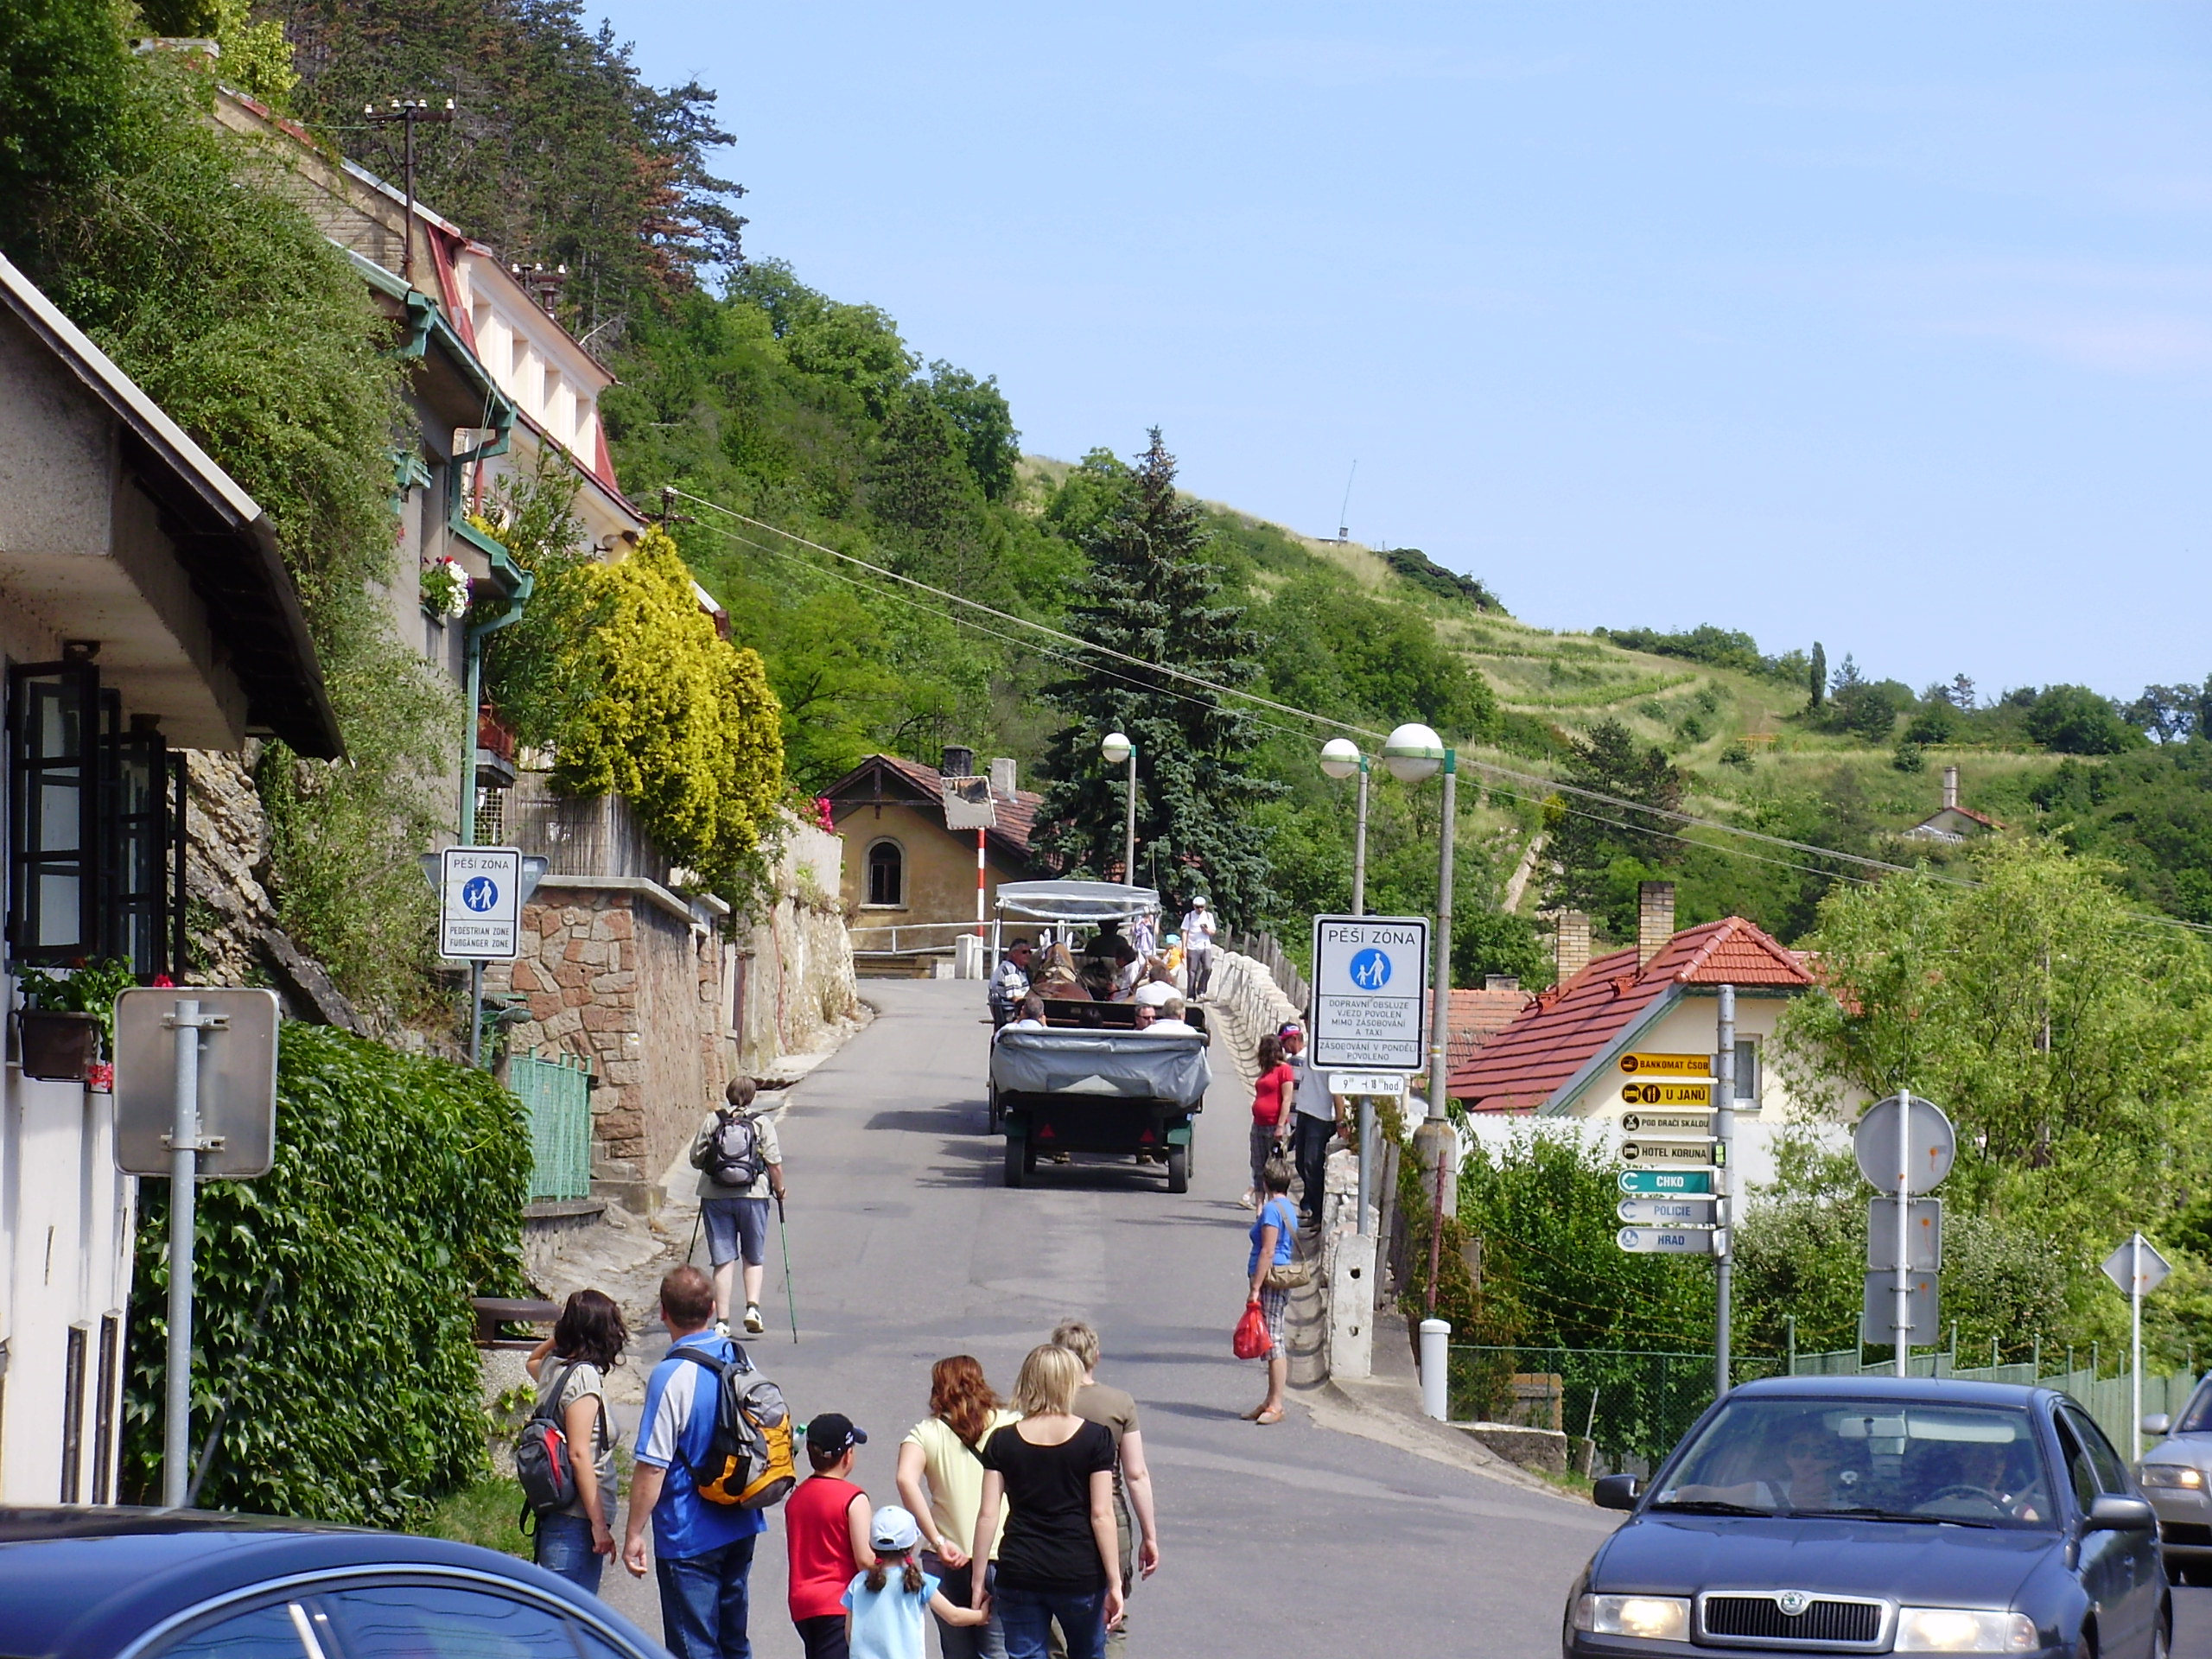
left=1594, top=1514, right=2058, bottom=1606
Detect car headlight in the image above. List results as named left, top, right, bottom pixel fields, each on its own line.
left=2140, top=1463, right=2206, bottom=1490
left=1894, top=1606, right=2038, bottom=1653
left=1571, top=1594, right=1691, bottom=1641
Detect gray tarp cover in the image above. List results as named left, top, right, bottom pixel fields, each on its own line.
left=989, top=1028, right=1211, bottom=1109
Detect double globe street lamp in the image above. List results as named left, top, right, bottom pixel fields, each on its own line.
left=1378, top=721, right=1459, bottom=1211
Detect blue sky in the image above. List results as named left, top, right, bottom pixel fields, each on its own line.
left=614, top=3, right=2212, bottom=699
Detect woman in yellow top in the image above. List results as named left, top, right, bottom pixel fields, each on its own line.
left=896, top=1355, right=1020, bottom=1659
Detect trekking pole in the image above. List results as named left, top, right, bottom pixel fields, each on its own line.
left=687, top=1207, right=701, bottom=1267
left=776, top=1194, right=798, bottom=1344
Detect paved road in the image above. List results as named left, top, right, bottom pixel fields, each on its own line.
left=596, top=978, right=1612, bottom=1656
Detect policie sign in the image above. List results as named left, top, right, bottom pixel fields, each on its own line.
left=1309, top=914, right=1430, bottom=1071
left=439, top=845, right=524, bottom=961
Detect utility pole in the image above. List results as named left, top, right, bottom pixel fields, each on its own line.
left=364, top=98, right=454, bottom=287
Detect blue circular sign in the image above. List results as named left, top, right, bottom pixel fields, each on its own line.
left=461, top=876, right=500, bottom=912
left=1348, top=947, right=1392, bottom=989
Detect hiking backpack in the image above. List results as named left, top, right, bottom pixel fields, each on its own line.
left=702, top=1108, right=767, bottom=1189
left=677, top=1345, right=797, bottom=1510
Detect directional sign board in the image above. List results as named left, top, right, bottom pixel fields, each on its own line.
left=1853, top=1095, right=1956, bottom=1195
left=1621, top=1138, right=1719, bottom=1167
left=1618, top=1052, right=1713, bottom=1077
left=1866, top=1198, right=1943, bottom=1271
left=440, top=846, right=524, bottom=962
left=1620, top=1109, right=1715, bottom=1139
left=2102, top=1236, right=2173, bottom=1298
left=1618, top=1168, right=1715, bottom=1195
left=114, top=988, right=281, bottom=1178
left=1309, top=914, right=1430, bottom=1071
left=1861, top=1270, right=1940, bottom=1346
left=1328, top=1071, right=1409, bottom=1098
left=1618, top=1196, right=1719, bottom=1226
left=1618, top=1226, right=1716, bottom=1255
left=1620, top=1080, right=1713, bottom=1108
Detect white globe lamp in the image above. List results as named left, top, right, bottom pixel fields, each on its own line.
left=1100, top=731, right=1133, bottom=765
left=1382, top=721, right=1446, bottom=784
left=1319, top=737, right=1362, bottom=780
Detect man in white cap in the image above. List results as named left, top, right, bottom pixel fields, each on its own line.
left=1179, top=895, right=1216, bottom=999
left=1278, top=1020, right=1343, bottom=1230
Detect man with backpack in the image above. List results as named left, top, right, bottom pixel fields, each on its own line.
left=626, top=1264, right=792, bottom=1658
left=690, top=1077, right=786, bottom=1336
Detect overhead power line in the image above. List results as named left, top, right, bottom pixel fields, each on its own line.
left=665, top=488, right=2212, bottom=938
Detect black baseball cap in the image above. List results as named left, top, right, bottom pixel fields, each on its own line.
left=804, top=1413, right=868, bottom=1457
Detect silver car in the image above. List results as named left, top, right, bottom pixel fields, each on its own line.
left=2138, top=1376, right=2212, bottom=1583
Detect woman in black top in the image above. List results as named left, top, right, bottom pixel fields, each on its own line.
left=971, top=1344, right=1121, bottom=1659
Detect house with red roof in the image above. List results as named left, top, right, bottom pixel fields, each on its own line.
left=823, top=750, right=1043, bottom=962
left=1902, top=766, right=2000, bottom=844
left=1450, top=884, right=1846, bottom=1186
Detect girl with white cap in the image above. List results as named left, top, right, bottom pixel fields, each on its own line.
left=847, top=1504, right=986, bottom=1659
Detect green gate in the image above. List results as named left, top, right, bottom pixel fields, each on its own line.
left=510, top=1053, right=593, bottom=1201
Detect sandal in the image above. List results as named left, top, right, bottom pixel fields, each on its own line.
left=1254, top=1406, right=1285, bottom=1426
left=1240, top=1404, right=1265, bottom=1421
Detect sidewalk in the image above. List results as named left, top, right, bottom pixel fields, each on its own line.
left=1302, top=1309, right=1592, bottom=1504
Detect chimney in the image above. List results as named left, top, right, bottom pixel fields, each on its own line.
left=1942, top=765, right=1959, bottom=810
left=939, top=745, right=974, bottom=779
left=1637, top=881, right=1676, bottom=969
left=989, top=757, right=1018, bottom=800
left=1555, top=911, right=1591, bottom=986
left=1484, top=974, right=1519, bottom=992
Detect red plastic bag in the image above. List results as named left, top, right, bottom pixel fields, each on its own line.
left=1233, top=1299, right=1270, bottom=1359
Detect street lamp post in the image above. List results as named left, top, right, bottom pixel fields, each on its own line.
left=1319, top=738, right=1370, bottom=917
left=1101, top=731, right=1136, bottom=883
left=1383, top=721, right=1456, bottom=1219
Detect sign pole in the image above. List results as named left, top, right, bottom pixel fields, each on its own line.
left=1357, top=1097, right=1373, bottom=1236
left=467, top=960, right=484, bottom=1069
left=2132, top=1231, right=2145, bottom=1456
left=1714, top=985, right=1734, bottom=1399
left=1427, top=754, right=1455, bottom=1128
left=163, top=996, right=202, bottom=1509
left=1895, top=1087, right=1912, bottom=1376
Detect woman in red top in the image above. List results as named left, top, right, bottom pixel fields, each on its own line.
left=1246, top=1033, right=1297, bottom=1211
left=788, top=1412, right=875, bottom=1659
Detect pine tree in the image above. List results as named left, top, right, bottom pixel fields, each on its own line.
left=1033, top=431, right=1281, bottom=923
left=1808, top=641, right=1827, bottom=710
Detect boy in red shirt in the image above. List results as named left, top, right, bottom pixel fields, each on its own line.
left=787, top=1413, right=874, bottom=1659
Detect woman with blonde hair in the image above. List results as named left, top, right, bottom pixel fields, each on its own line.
left=971, top=1345, right=1121, bottom=1659
left=895, top=1356, right=1019, bottom=1659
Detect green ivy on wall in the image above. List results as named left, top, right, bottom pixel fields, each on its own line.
left=123, top=1024, right=531, bottom=1524
left=553, top=527, right=785, bottom=893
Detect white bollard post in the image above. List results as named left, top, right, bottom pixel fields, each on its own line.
left=1420, top=1318, right=1451, bottom=1420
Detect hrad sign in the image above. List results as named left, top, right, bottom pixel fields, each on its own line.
left=1309, top=914, right=1430, bottom=1071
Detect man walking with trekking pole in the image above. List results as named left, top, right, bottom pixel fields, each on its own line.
left=626, top=1266, right=766, bottom=1659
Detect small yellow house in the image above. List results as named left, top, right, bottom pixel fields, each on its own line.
left=823, top=751, right=1041, bottom=953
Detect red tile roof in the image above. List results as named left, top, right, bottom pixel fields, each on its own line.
left=1449, top=987, right=1532, bottom=1073
left=823, top=753, right=1042, bottom=861
left=1449, top=917, right=1814, bottom=1112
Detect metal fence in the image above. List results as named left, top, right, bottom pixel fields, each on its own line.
left=1447, top=1345, right=1779, bottom=1475
left=1792, top=1347, right=2199, bottom=1457
left=509, top=1053, right=593, bottom=1201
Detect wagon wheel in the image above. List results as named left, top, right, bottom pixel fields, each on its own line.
left=1166, top=1145, right=1189, bottom=1193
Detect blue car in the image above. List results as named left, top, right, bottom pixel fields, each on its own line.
left=0, top=1507, right=669, bottom=1659
left=1565, top=1376, right=2167, bottom=1659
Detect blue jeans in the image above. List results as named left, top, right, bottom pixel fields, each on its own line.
left=656, top=1535, right=757, bottom=1659
left=533, top=1511, right=604, bottom=1595
left=996, top=1584, right=1104, bottom=1659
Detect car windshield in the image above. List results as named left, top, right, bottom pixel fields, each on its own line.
left=2172, top=1376, right=2212, bottom=1434
left=1651, top=1398, right=2056, bottom=1529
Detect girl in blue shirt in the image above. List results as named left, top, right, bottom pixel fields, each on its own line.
left=1243, top=1157, right=1298, bottom=1425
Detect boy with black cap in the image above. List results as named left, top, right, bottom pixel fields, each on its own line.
left=787, top=1413, right=873, bottom=1659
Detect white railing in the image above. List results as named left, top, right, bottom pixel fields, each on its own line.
left=849, top=919, right=1002, bottom=958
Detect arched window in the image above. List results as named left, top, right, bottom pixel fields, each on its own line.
left=866, top=839, right=904, bottom=907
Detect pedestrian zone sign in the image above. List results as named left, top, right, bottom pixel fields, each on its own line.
left=1309, top=914, right=1429, bottom=1071
left=440, top=845, right=523, bottom=961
